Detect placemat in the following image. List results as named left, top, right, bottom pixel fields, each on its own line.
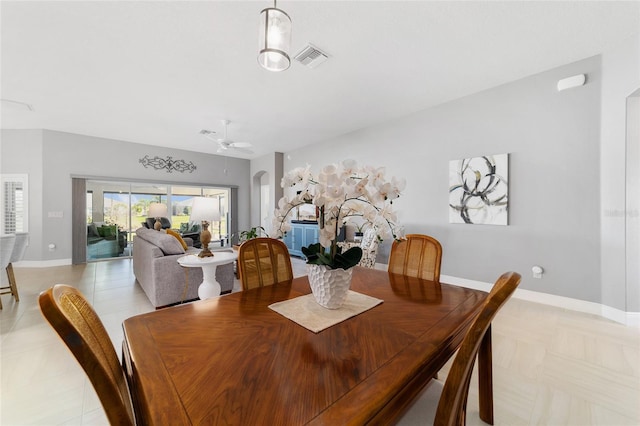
left=268, top=291, right=383, bottom=333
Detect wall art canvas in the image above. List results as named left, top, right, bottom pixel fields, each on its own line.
left=449, top=153, right=509, bottom=225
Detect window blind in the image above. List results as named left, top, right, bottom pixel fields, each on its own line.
left=1, top=175, right=28, bottom=234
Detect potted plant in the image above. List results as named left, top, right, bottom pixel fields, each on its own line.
left=272, top=160, right=405, bottom=308
left=354, top=222, right=367, bottom=242
left=233, top=226, right=268, bottom=249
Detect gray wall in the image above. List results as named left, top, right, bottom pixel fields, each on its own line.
left=2, top=37, right=637, bottom=312
left=1, top=129, right=251, bottom=262
left=0, top=130, right=45, bottom=261
left=284, top=56, right=604, bottom=305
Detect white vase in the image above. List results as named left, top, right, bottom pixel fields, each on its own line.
left=307, top=264, right=353, bottom=309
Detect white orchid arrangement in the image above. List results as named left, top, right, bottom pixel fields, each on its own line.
left=272, top=160, right=405, bottom=269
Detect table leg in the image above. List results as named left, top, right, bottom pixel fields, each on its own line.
left=478, top=324, right=494, bottom=424
left=198, top=264, right=221, bottom=299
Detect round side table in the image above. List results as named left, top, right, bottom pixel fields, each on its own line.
left=177, top=251, right=238, bottom=300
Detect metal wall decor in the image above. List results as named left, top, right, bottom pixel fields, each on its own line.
left=449, top=153, right=509, bottom=225
left=139, top=155, right=197, bottom=173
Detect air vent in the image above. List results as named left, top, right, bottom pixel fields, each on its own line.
left=293, top=44, right=329, bottom=69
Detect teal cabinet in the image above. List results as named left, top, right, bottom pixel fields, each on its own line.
left=285, top=222, right=319, bottom=257
left=282, top=228, right=293, bottom=251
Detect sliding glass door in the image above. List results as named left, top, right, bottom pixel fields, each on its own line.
left=169, top=185, right=230, bottom=247
left=130, top=183, right=167, bottom=231
left=85, top=180, right=232, bottom=261
left=203, top=187, right=230, bottom=247
left=86, top=180, right=132, bottom=260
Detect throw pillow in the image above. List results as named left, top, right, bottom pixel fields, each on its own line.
left=166, top=229, right=188, bottom=251
left=100, top=225, right=116, bottom=238
left=154, top=232, right=185, bottom=255
left=135, top=227, right=185, bottom=255
left=157, top=234, right=184, bottom=255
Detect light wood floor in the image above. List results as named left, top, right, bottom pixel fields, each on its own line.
left=1, top=258, right=638, bottom=425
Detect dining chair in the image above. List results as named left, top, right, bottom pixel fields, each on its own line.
left=39, top=285, right=135, bottom=425
left=388, top=234, right=443, bottom=282
left=397, top=271, right=522, bottom=426
left=358, top=228, right=379, bottom=268
left=0, top=234, right=16, bottom=310
left=237, top=237, right=294, bottom=291
left=3, top=232, right=29, bottom=305
left=337, top=227, right=379, bottom=268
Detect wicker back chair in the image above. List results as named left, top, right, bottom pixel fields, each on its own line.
left=398, top=272, right=522, bottom=426
left=39, top=285, right=135, bottom=425
left=388, top=234, right=442, bottom=282
left=237, top=237, right=294, bottom=291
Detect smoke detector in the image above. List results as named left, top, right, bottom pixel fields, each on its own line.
left=294, top=44, right=329, bottom=69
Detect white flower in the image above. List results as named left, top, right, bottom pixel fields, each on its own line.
left=341, top=159, right=358, bottom=179
left=297, top=189, right=313, bottom=203
left=346, top=176, right=369, bottom=199
left=282, top=165, right=312, bottom=188
left=387, top=176, right=406, bottom=201
left=272, top=160, right=404, bottom=268
left=367, top=166, right=387, bottom=188
left=380, top=204, right=398, bottom=223
left=319, top=227, right=335, bottom=247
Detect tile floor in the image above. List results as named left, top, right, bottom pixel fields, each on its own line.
left=1, top=258, right=638, bottom=425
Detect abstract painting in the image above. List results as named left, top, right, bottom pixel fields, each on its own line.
left=449, top=154, right=509, bottom=225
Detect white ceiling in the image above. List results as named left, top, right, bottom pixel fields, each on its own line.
left=2, top=1, right=638, bottom=159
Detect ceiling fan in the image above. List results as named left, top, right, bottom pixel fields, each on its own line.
left=200, top=120, right=254, bottom=154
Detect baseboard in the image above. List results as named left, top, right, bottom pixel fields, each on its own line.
left=15, top=259, right=72, bottom=268
left=13, top=259, right=640, bottom=327
left=625, top=312, right=640, bottom=328
left=440, top=274, right=640, bottom=328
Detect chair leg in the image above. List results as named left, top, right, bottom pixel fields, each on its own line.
left=6, top=263, right=20, bottom=302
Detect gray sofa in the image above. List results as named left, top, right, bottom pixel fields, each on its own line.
left=133, top=227, right=234, bottom=308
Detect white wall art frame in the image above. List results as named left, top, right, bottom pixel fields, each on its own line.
left=449, top=154, right=509, bottom=225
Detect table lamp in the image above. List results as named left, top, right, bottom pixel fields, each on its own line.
left=148, top=203, right=168, bottom=231
left=190, top=197, right=221, bottom=258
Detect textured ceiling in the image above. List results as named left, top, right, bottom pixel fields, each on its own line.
left=2, top=1, right=638, bottom=159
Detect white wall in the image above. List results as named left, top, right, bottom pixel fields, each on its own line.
left=285, top=56, right=604, bottom=306
left=250, top=152, right=283, bottom=236
left=1, top=129, right=251, bottom=262
left=600, top=33, right=640, bottom=312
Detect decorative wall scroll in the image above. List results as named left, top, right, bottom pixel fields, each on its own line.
left=139, top=155, right=197, bottom=173
left=449, top=153, right=509, bottom=225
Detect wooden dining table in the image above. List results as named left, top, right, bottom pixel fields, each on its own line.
left=122, top=267, right=494, bottom=425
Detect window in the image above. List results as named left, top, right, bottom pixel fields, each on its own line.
left=1, top=174, right=28, bottom=234
left=83, top=179, right=233, bottom=260
left=170, top=186, right=203, bottom=233
left=170, top=186, right=230, bottom=242
left=86, top=191, right=93, bottom=224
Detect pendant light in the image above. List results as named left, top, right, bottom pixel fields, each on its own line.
left=258, top=0, right=291, bottom=72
